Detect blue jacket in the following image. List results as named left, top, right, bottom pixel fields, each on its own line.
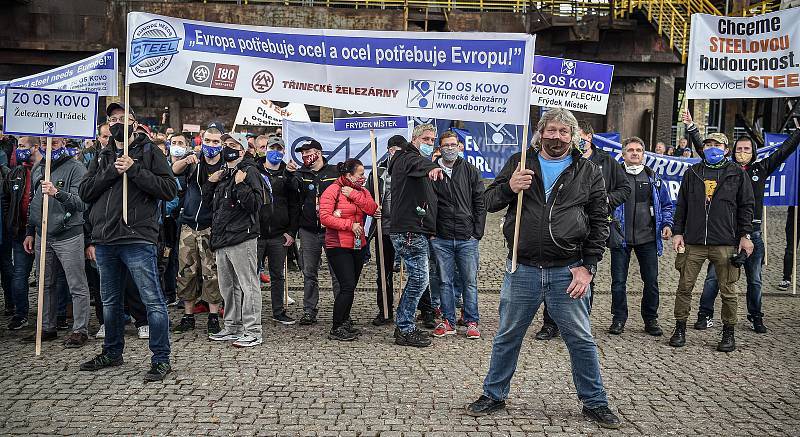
left=613, top=167, right=674, bottom=256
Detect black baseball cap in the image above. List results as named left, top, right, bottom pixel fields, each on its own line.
left=388, top=134, right=408, bottom=149
left=294, top=139, right=322, bottom=153
left=106, top=102, right=135, bottom=118
left=207, top=121, right=225, bottom=133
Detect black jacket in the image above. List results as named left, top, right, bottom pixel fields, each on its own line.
left=688, top=125, right=800, bottom=224
left=258, top=162, right=300, bottom=239
left=79, top=135, right=178, bottom=245
left=485, top=147, right=609, bottom=268
left=673, top=160, right=754, bottom=246
left=366, top=158, right=390, bottom=241
left=587, top=144, right=631, bottom=211
left=176, top=157, right=220, bottom=231
left=431, top=157, right=487, bottom=240
left=206, top=156, right=267, bottom=250
left=387, top=144, right=439, bottom=236
left=290, top=160, right=339, bottom=233
left=3, top=162, right=33, bottom=240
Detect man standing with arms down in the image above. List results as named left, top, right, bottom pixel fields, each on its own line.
left=465, top=108, right=620, bottom=429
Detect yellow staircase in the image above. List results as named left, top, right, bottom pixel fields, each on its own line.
left=614, top=0, right=782, bottom=63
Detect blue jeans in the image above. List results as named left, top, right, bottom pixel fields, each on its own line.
left=483, top=260, right=608, bottom=408
left=95, top=243, right=170, bottom=364
left=11, top=237, right=34, bottom=319
left=391, top=232, right=430, bottom=333
left=610, top=241, right=660, bottom=323
left=431, top=238, right=480, bottom=325
left=699, top=230, right=764, bottom=318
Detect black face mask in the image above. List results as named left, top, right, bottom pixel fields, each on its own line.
left=541, top=137, right=570, bottom=158
left=110, top=123, right=133, bottom=143
left=222, top=145, right=242, bottom=162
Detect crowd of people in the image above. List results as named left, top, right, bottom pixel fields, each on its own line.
left=1, top=103, right=798, bottom=429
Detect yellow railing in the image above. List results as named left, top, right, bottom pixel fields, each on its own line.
left=228, top=0, right=532, bottom=11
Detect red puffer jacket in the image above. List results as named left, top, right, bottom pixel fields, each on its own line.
left=319, top=179, right=378, bottom=249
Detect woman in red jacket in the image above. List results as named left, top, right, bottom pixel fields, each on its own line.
left=319, top=158, right=379, bottom=341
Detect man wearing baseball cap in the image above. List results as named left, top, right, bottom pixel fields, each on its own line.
left=670, top=129, right=754, bottom=352
left=286, top=139, right=341, bottom=326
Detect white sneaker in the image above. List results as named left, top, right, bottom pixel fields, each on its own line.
left=137, top=325, right=150, bottom=339
left=232, top=334, right=263, bottom=348
left=95, top=324, right=106, bottom=339
left=209, top=328, right=242, bottom=341
left=287, top=295, right=296, bottom=305
left=778, top=280, right=791, bottom=291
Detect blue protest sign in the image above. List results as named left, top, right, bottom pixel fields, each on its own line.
left=333, top=109, right=408, bottom=131
left=453, top=128, right=495, bottom=179
left=531, top=55, right=614, bottom=115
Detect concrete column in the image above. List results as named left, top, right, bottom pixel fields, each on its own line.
left=653, top=76, right=675, bottom=148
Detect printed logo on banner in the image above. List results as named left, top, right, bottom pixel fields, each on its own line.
left=43, top=121, right=56, bottom=135
left=252, top=70, right=274, bottom=93
left=186, top=61, right=239, bottom=90
left=129, top=19, right=181, bottom=78
left=560, top=60, right=576, bottom=76
left=484, top=123, right=518, bottom=146
left=411, top=117, right=435, bottom=126
left=407, top=80, right=435, bottom=109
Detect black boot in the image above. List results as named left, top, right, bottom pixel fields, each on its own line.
left=749, top=315, right=767, bottom=334
left=717, top=324, right=736, bottom=352
left=668, top=321, right=686, bottom=347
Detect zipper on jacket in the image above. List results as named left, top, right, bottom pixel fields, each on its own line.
left=548, top=183, right=574, bottom=252
left=193, top=165, right=202, bottom=231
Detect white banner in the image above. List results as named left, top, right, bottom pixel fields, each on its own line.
left=125, top=12, right=535, bottom=124
left=0, top=49, right=118, bottom=110
left=282, top=119, right=411, bottom=170
left=234, top=99, right=310, bottom=127
left=686, top=9, right=800, bottom=99
left=3, top=87, right=98, bottom=139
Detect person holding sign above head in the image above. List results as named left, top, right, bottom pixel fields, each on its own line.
left=170, top=126, right=225, bottom=337
left=319, top=158, right=379, bottom=341
left=684, top=110, right=800, bottom=334
left=466, top=108, right=620, bottom=429
left=670, top=130, right=754, bottom=353
left=21, top=136, right=90, bottom=348
left=287, top=139, right=341, bottom=326
left=535, top=119, right=631, bottom=341
left=78, top=103, right=178, bottom=382
left=607, top=137, right=673, bottom=336
left=3, top=136, right=43, bottom=331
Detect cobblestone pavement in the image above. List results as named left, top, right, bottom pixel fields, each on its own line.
left=1, top=208, right=798, bottom=436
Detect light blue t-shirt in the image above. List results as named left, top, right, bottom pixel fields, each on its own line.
left=538, top=154, right=572, bottom=201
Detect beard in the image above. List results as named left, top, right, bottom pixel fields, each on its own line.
left=541, top=137, right=570, bottom=158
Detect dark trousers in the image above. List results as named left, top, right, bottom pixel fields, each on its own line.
left=326, top=247, right=366, bottom=329
left=0, top=230, right=13, bottom=310
left=784, top=206, right=800, bottom=281
left=258, top=235, right=289, bottom=317
left=610, top=241, right=660, bottom=323
left=90, top=263, right=147, bottom=328
left=374, top=234, right=395, bottom=318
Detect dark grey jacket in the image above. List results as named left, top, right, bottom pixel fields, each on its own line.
left=27, top=155, right=87, bottom=239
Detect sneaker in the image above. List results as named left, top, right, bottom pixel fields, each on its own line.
left=143, top=362, right=172, bottom=382
left=95, top=324, right=106, bottom=339
left=137, top=325, right=150, bottom=339
left=466, top=322, right=481, bottom=339
left=207, top=315, right=221, bottom=335
left=394, top=327, right=432, bottom=347
left=328, top=326, right=358, bottom=341
left=342, top=319, right=361, bottom=336
left=165, top=299, right=180, bottom=307
left=173, top=315, right=196, bottom=333
left=582, top=406, right=622, bottom=429
left=778, top=280, right=791, bottom=291
left=749, top=315, right=767, bottom=334
left=465, top=395, right=506, bottom=417
left=272, top=313, right=296, bottom=325
left=286, top=295, right=296, bottom=305
left=608, top=320, right=625, bottom=335
left=80, top=353, right=123, bottom=371
left=63, top=332, right=88, bottom=348
left=433, top=320, right=456, bottom=337
left=56, top=316, right=70, bottom=331
left=372, top=314, right=393, bottom=326
left=299, top=313, right=317, bottom=325
left=259, top=271, right=270, bottom=283
left=23, top=330, right=58, bottom=342
left=644, top=319, right=663, bottom=337
left=232, top=334, right=263, bottom=348
left=535, top=324, right=559, bottom=340
left=8, top=316, right=28, bottom=331
left=693, top=314, right=713, bottom=330
left=209, top=328, right=242, bottom=342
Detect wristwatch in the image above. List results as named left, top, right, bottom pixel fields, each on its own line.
left=583, top=264, right=597, bottom=276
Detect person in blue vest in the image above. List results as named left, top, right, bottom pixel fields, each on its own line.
left=608, top=137, right=673, bottom=336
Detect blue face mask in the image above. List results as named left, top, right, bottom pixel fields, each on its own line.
left=577, top=138, right=587, bottom=152
left=39, top=147, right=65, bottom=161
left=419, top=143, right=434, bottom=158
left=202, top=144, right=222, bottom=159
left=266, top=150, right=284, bottom=165
left=704, top=146, right=726, bottom=165
left=15, top=148, right=32, bottom=163
left=66, top=147, right=79, bottom=157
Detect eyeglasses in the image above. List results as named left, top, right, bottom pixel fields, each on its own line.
left=108, top=116, right=131, bottom=123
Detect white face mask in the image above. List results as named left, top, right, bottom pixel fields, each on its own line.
left=625, top=163, right=645, bottom=175
left=170, top=145, right=188, bottom=157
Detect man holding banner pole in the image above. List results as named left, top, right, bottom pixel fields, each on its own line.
left=78, top=102, right=178, bottom=381
left=684, top=111, right=800, bottom=333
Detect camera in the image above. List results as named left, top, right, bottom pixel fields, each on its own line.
left=730, top=250, right=748, bottom=268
